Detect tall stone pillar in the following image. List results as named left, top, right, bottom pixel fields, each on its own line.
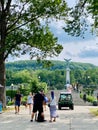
left=64, top=58, right=71, bottom=85
left=66, top=67, right=70, bottom=84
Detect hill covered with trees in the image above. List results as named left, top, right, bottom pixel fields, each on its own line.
left=6, top=60, right=97, bottom=71
left=5, top=60, right=98, bottom=98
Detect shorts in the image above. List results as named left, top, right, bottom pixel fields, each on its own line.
left=15, top=101, right=21, bottom=107
left=33, top=105, right=43, bottom=113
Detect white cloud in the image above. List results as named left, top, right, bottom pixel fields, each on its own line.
left=49, top=37, right=98, bottom=66
left=7, top=36, right=98, bottom=66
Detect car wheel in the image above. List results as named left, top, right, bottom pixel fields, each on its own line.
left=58, top=105, right=61, bottom=110
left=70, top=105, right=74, bottom=110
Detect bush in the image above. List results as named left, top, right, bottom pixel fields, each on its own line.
left=87, top=95, right=96, bottom=102
left=22, top=96, right=27, bottom=102
left=80, top=92, right=96, bottom=103
left=93, top=101, right=98, bottom=106
left=7, top=101, right=14, bottom=106
left=21, top=96, right=27, bottom=105
left=80, top=93, right=83, bottom=98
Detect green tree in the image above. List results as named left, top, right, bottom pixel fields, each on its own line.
left=63, top=0, right=98, bottom=37
left=13, top=70, right=32, bottom=84
left=30, top=78, right=47, bottom=93
left=6, top=70, right=14, bottom=86
left=0, top=0, right=68, bottom=107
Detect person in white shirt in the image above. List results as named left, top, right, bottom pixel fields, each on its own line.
left=27, top=92, right=33, bottom=114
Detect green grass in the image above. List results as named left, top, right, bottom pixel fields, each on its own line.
left=2, top=106, right=14, bottom=112
left=90, top=108, right=98, bottom=116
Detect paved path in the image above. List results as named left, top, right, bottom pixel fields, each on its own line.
left=0, top=105, right=98, bottom=130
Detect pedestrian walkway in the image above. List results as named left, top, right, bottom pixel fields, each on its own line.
left=0, top=105, right=98, bottom=130
left=0, top=105, right=59, bottom=130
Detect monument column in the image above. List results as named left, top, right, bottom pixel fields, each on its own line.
left=66, top=67, right=70, bottom=84
left=64, top=59, right=71, bottom=85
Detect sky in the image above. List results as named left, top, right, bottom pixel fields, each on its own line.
left=7, top=0, right=98, bottom=66
left=48, top=19, right=98, bottom=66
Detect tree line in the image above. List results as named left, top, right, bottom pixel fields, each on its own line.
left=6, top=60, right=98, bottom=92
left=6, top=60, right=96, bottom=71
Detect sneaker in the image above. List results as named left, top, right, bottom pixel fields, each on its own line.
left=30, top=119, right=33, bottom=122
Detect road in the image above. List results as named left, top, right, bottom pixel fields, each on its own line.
left=0, top=105, right=98, bottom=130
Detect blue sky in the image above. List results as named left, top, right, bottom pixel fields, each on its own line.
left=47, top=0, right=98, bottom=66
left=7, top=0, right=98, bottom=66
left=48, top=19, right=98, bottom=66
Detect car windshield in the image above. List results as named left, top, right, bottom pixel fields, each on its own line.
left=60, top=94, right=72, bottom=100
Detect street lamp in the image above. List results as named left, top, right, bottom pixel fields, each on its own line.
left=11, top=83, right=13, bottom=101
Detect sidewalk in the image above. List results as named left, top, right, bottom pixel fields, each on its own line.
left=0, top=105, right=98, bottom=130
left=0, top=106, right=61, bottom=130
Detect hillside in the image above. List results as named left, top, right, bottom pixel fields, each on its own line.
left=5, top=60, right=97, bottom=71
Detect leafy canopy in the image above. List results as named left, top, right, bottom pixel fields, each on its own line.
left=0, top=0, right=68, bottom=60
left=63, top=0, right=98, bottom=37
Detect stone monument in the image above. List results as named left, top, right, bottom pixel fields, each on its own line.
left=64, top=58, right=71, bottom=91
left=64, top=58, right=71, bottom=84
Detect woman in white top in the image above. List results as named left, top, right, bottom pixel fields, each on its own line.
left=27, top=92, right=33, bottom=114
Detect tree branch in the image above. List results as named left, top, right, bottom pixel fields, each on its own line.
left=7, top=15, right=41, bottom=35
left=6, top=2, right=28, bottom=32
left=80, top=0, right=87, bottom=8
left=0, top=0, right=4, bottom=10
left=4, top=39, right=22, bottom=60
left=5, top=0, right=12, bottom=12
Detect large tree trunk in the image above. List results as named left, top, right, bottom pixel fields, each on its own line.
left=0, top=1, right=8, bottom=108
left=0, top=59, right=6, bottom=108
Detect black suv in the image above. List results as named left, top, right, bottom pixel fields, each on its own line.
left=58, top=92, right=74, bottom=110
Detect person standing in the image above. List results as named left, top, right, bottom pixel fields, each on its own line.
left=30, top=90, right=45, bottom=122
left=14, top=90, right=22, bottom=114
left=27, top=92, right=33, bottom=114
left=48, top=91, right=57, bottom=122
left=83, top=93, right=87, bottom=103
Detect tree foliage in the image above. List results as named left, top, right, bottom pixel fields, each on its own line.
left=0, top=0, right=68, bottom=60
left=6, top=60, right=96, bottom=71
left=63, top=0, right=98, bottom=37
left=6, top=65, right=98, bottom=92
left=0, top=0, right=68, bottom=107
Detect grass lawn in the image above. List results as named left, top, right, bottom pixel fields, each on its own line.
left=3, top=105, right=25, bottom=113
left=2, top=106, right=14, bottom=112
left=90, top=108, right=98, bottom=116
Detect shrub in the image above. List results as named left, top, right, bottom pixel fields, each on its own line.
left=80, top=92, right=96, bottom=103
left=86, top=95, right=96, bottom=102
left=7, top=101, right=14, bottom=106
